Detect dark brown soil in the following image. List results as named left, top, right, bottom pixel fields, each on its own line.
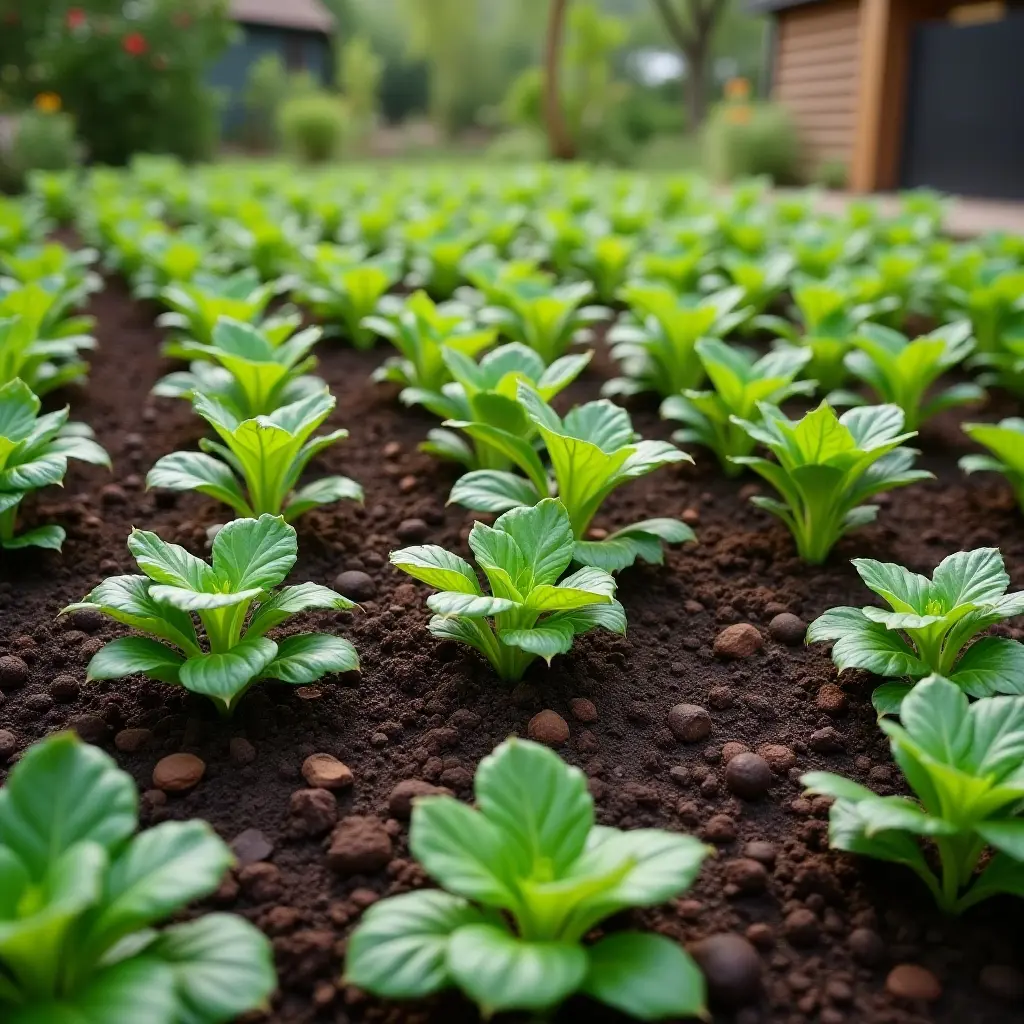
left=2, top=279, right=1023, bottom=1024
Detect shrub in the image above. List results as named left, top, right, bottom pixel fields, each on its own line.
left=244, top=53, right=291, bottom=149
left=277, top=92, right=348, bottom=164
left=703, top=102, right=802, bottom=184
left=816, top=159, right=848, bottom=190
left=9, top=110, right=78, bottom=178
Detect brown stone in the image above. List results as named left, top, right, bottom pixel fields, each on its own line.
left=528, top=710, right=569, bottom=746
left=388, top=779, right=452, bottom=819
left=115, top=728, right=152, bottom=753
left=230, top=737, right=257, bottom=765
left=725, top=752, right=773, bottom=800
left=302, top=753, right=354, bottom=790
left=816, top=683, right=847, bottom=715
left=721, top=741, right=750, bottom=762
left=153, top=753, right=205, bottom=792
left=0, top=729, right=18, bottom=761
left=290, top=788, right=338, bottom=836
left=667, top=703, right=712, bottom=742
left=769, top=612, right=807, bottom=645
left=327, top=816, right=393, bottom=876
left=758, top=743, right=797, bottom=774
left=691, top=933, right=762, bottom=1007
left=0, top=655, right=28, bottom=690
left=569, top=697, right=598, bottom=723
left=886, top=964, right=942, bottom=1002
left=714, top=623, right=763, bottom=659
left=231, top=828, right=274, bottom=865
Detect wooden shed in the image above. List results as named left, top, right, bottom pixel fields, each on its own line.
left=209, top=0, right=336, bottom=136
left=755, top=0, right=1024, bottom=198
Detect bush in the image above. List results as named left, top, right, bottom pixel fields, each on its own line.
left=485, top=127, right=548, bottom=164
left=703, top=102, right=802, bottom=184
left=10, top=110, right=78, bottom=173
left=816, top=159, right=849, bottom=190
left=244, top=53, right=291, bottom=149
left=277, top=92, right=348, bottom=163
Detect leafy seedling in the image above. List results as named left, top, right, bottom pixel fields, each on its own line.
left=731, top=401, right=931, bottom=564
left=448, top=382, right=695, bottom=572
left=0, top=378, right=110, bottom=551
left=153, top=317, right=326, bottom=418
left=346, top=736, right=709, bottom=1019
left=0, top=731, right=276, bottom=1022
left=148, top=389, right=362, bottom=521
left=961, top=418, right=1024, bottom=511
left=803, top=675, right=1024, bottom=913
left=65, top=515, right=359, bottom=714
left=807, top=547, right=1024, bottom=714
left=661, top=340, right=813, bottom=476
left=573, top=234, right=638, bottom=303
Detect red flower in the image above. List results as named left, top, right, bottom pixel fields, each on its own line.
left=122, top=32, right=148, bottom=57
left=66, top=7, right=86, bottom=29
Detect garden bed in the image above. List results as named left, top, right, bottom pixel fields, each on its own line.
left=1, top=273, right=1022, bottom=1024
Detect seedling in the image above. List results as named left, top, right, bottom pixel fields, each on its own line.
left=0, top=731, right=276, bottom=1022
left=718, top=251, right=795, bottom=322
left=406, top=226, right=480, bottom=300
left=831, top=321, right=982, bottom=430
left=606, top=282, right=748, bottom=398
left=448, top=382, right=695, bottom=571
left=807, top=548, right=1024, bottom=714
left=573, top=234, right=637, bottom=303
left=480, top=280, right=607, bottom=364
left=661, top=340, right=813, bottom=476
left=65, top=515, right=359, bottom=714
left=0, top=379, right=110, bottom=551
left=153, top=317, right=326, bottom=418
left=346, top=737, right=709, bottom=1019
left=391, top=499, right=625, bottom=681
left=950, top=265, right=1024, bottom=355
left=961, top=418, right=1024, bottom=511
left=970, top=336, right=1024, bottom=397
left=405, top=343, right=591, bottom=471
left=803, top=675, right=1024, bottom=913
left=731, top=402, right=931, bottom=563
left=368, top=291, right=497, bottom=393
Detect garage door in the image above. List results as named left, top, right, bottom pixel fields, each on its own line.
left=901, top=14, right=1024, bottom=199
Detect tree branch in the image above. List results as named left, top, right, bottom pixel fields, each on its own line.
left=650, top=0, right=697, bottom=53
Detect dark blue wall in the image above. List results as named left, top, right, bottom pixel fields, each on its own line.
left=208, top=22, right=333, bottom=137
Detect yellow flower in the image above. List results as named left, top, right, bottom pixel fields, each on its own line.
left=34, top=92, right=61, bottom=113
left=724, top=77, right=751, bottom=102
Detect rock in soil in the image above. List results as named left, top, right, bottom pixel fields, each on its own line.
left=388, top=779, right=452, bottom=819
left=334, top=570, right=377, bottom=601
left=724, top=752, right=773, bottom=799
left=667, top=703, right=712, bottom=742
left=527, top=710, right=569, bottom=746
left=714, top=623, right=763, bottom=659
left=326, top=816, right=393, bottom=876
left=769, top=612, right=807, bottom=645
left=691, top=933, right=763, bottom=1006
left=886, top=964, right=942, bottom=1002
left=0, top=655, right=28, bottom=690
left=301, top=753, right=354, bottom=790
left=152, top=753, right=205, bottom=792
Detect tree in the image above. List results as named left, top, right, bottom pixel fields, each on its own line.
left=544, top=0, right=575, bottom=159
left=650, top=0, right=727, bottom=128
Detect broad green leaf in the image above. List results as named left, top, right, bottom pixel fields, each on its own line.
left=475, top=739, right=594, bottom=877
left=491, top=498, right=575, bottom=587
left=447, top=924, right=588, bottom=1014
left=499, top=622, right=576, bottom=662
left=951, top=637, right=1024, bottom=698
left=211, top=514, right=296, bottom=590
left=427, top=592, right=518, bottom=618
left=581, top=932, right=706, bottom=1021
left=345, top=890, right=487, bottom=999
left=246, top=582, right=354, bottom=637
left=897, top=675, right=971, bottom=765
left=146, top=452, right=252, bottom=516
left=831, top=620, right=927, bottom=677
left=390, top=545, right=482, bottom=595
left=2, top=524, right=65, bottom=551
left=87, top=636, right=186, bottom=685
left=179, top=637, right=278, bottom=702
left=129, top=529, right=217, bottom=592
left=148, top=585, right=263, bottom=613
left=872, top=681, right=914, bottom=717
left=975, top=819, right=1024, bottom=861
left=262, top=633, right=359, bottom=683
left=931, top=547, right=1008, bottom=607
left=0, top=732, right=136, bottom=876
left=851, top=558, right=932, bottom=613
left=449, top=469, right=542, bottom=513
left=284, top=475, right=363, bottom=520
left=547, top=600, right=628, bottom=636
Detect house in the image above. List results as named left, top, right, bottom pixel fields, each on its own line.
left=754, top=0, right=1024, bottom=199
left=209, top=0, right=336, bottom=136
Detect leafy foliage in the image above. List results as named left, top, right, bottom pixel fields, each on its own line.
left=606, top=282, right=748, bottom=398
left=803, top=675, right=1024, bottom=913
left=0, top=379, right=110, bottom=551
left=807, top=548, right=1024, bottom=714
left=0, top=730, right=275, bottom=1022
left=148, top=389, right=362, bottom=522
left=391, top=499, right=625, bottom=682
left=961, top=418, right=1024, bottom=512
left=65, top=515, right=359, bottom=714
left=661, top=340, right=813, bottom=476
left=346, top=736, right=709, bottom=1018
left=448, top=383, right=695, bottom=571
left=731, top=402, right=930, bottom=563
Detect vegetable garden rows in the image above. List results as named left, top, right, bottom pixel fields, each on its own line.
left=1, top=163, right=1023, bottom=1024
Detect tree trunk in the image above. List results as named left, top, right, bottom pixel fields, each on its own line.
left=543, top=0, right=576, bottom=160
left=686, top=44, right=709, bottom=130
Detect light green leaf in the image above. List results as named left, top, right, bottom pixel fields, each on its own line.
left=2, top=524, right=65, bottom=551
left=211, top=514, right=296, bottom=591
left=390, top=545, right=482, bottom=595
left=246, top=582, right=354, bottom=637
left=87, top=637, right=185, bottom=685
left=262, top=633, right=359, bottom=683
left=129, top=529, right=217, bottom=592
left=427, top=591, right=518, bottom=618
left=146, top=452, right=252, bottom=517
left=179, top=637, right=278, bottom=702
left=492, top=498, right=576, bottom=587
left=449, top=469, right=542, bottom=513
left=499, top=622, right=576, bottom=663
left=950, top=637, right=1024, bottom=698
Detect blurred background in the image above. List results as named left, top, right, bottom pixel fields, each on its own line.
left=0, top=0, right=1021, bottom=199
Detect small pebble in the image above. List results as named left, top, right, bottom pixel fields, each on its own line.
left=48, top=674, right=80, bottom=702
left=0, top=729, right=18, bottom=761
left=886, top=964, right=942, bottom=1002
left=290, top=788, right=338, bottom=836
left=0, top=655, right=28, bottom=690
left=231, top=828, right=274, bottom=865
left=691, top=933, right=763, bottom=1007
left=388, top=779, right=452, bottom=819
left=230, top=737, right=257, bottom=765
left=153, top=753, right=205, bottom=792
left=817, top=683, right=847, bottom=715
left=396, top=518, right=429, bottom=542
left=70, top=714, right=108, bottom=744
left=334, top=570, right=376, bottom=602
left=569, top=697, right=598, bottom=723
left=810, top=726, right=845, bottom=753
left=769, top=612, right=807, bottom=645
left=725, top=752, right=773, bottom=800
left=114, top=728, right=152, bottom=753
left=714, top=623, right=763, bottom=659
left=327, top=816, right=393, bottom=876
left=528, top=710, right=569, bottom=746
left=667, top=703, right=712, bottom=742
left=783, top=908, right=819, bottom=946
left=849, top=927, right=885, bottom=965
left=758, top=743, right=797, bottom=774
left=703, top=814, right=737, bottom=844
left=302, top=753, right=354, bottom=790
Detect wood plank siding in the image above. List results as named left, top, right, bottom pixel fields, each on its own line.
left=773, top=0, right=863, bottom=168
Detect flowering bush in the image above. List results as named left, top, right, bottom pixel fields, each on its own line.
left=0, top=1, right=233, bottom=165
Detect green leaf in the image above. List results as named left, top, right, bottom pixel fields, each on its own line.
left=447, top=924, right=588, bottom=1014
left=345, top=890, right=488, bottom=999
left=390, top=545, right=482, bottom=595
left=574, top=519, right=695, bottom=572
left=872, top=681, right=914, bottom=717
left=0, top=732, right=136, bottom=877
left=87, top=637, right=186, bottom=685
left=931, top=547, right=1008, bottom=607
left=499, top=622, right=576, bottom=663
left=129, top=529, right=217, bottom=592
left=262, top=633, right=359, bottom=683
left=582, top=932, right=706, bottom=1021
left=475, top=739, right=594, bottom=877
left=82, top=820, right=232, bottom=953
left=146, top=452, right=252, bottom=517
left=950, top=637, right=1024, bottom=698
left=179, top=637, right=279, bottom=703
left=284, top=475, right=363, bottom=520
left=148, top=913, right=276, bottom=1024
left=449, top=469, right=542, bottom=513
left=897, top=675, right=971, bottom=764
left=211, top=514, right=296, bottom=591
left=975, top=819, right=1024, bottom=861
left=2, top=524, right=65, bottom=551
left=246, top=582, right=354, bottom=637
left=427, top=592, right=518, bottom=618
left=410, top=797, right=519, bottom=908
left=491, top=498, right=576, bottom=587
left=830, top=619, right=928, bottom=677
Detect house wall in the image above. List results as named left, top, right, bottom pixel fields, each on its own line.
left=772, top=0, right=864, bottom=172
left=208, top=23, right=333, bottom=137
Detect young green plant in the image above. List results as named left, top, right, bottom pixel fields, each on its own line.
left=64, top=514, right=359, bottom=715
left=448, top=383, right=695, bottom=572
left=346, top=736, right=709, bottom=1020
left=731, top=402, right=931, bottom=564
left=961, top=418, right=1024, bottom=511
left=0, top=731, right=276, bottom=1022
left=147, top=389, right=362, bottom=522
left=0, top=378, right=110, bottom=551
left=661, top=340, right=814, bottom=476
left=806, top=547, right=1024, bottom=715
left=391, top=500, right=625, bottom=682
left=803, top=675, right=1024, bottom=914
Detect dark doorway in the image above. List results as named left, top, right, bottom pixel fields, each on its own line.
left=901, top=14, right=1024, bottom=199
